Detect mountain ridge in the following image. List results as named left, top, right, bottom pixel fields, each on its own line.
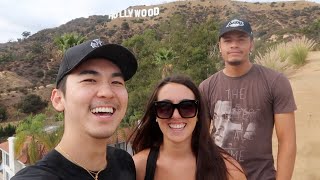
left=0, top=0, right=319, bottom=122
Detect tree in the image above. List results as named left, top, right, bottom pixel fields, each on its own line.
left=14, top=114, right=63, bottom=165
left=121, top=15, right=220, bottom=125
left=22, top=31, right=31, bottom=39
left=154, top=48, right=178, bottom=78
left=54, top=33, right=86, bottom=53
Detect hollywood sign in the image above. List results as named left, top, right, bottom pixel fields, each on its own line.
left=108, top=7, right=160, bottom=19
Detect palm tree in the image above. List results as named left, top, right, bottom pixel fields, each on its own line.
left=14, top=114, right=63, bottom=165
left=54, top=33, right=86, bottom=53
left=154, top=48, right=178, bottom=78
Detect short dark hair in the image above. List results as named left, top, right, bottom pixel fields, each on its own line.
left=56, top=75, right=67, bottom=95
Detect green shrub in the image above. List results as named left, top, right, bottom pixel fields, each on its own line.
left=289, top=36, right=317, bottom=66
left=17, top=94, right=48, bottom=114
left=35, top=70, right=44, bottom=78
left=0, top=52, right=14, bottom=62
left=4, top=124, right=16, bottom=136
left=121, top=22, right=130, bottom=30
left=289, top=44, right=309, bottom=66
left=0, top=124, right=16, bottom=137
left=31, top=43, right=44, bottom=54
left=0, top=104, right=7, bottom=122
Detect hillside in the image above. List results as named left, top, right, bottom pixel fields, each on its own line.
left=0, top=0, right=319, bottom=122
left=0, top=0, right=319, bottom=88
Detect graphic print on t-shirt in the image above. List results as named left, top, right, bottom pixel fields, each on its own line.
left=213, top=94, right=259, bottom=162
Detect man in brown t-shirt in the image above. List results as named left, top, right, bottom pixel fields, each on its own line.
left=199, top=18, right=296, bottom=180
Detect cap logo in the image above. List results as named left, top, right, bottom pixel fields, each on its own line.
left=226, top=19, right=244, bottom=28
left=90, top=39, right=103, bottom=48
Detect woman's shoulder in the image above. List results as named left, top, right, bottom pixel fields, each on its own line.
left=133, top=148, right=150, bottom=163
left=223, top=155, right=247, bottom=180
left=133, top=149, right=151, bottom=180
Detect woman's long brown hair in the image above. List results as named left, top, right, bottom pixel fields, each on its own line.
left=130, top=75, right=240, bottom=180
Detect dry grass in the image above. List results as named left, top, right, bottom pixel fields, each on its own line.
left=0, top=71, right=32, bottom=92
left=255, top=43, right=293, bottom=76
left=255, top=36, right=317, bottom=75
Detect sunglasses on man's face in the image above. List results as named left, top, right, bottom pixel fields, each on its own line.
left=153, top=100, right=198, bottom=119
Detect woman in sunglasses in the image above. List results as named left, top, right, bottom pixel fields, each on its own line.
left=130, top=75, right=246, bottom=180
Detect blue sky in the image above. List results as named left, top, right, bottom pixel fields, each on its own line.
left=0, top=0, right=319, bottom=43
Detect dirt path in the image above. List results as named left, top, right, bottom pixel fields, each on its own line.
left=273, top=51, right=320, bottom=180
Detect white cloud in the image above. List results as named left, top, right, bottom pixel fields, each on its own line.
left=0, top=17, right=26, bottom=42
left=0, top=0, right=177, bottom=43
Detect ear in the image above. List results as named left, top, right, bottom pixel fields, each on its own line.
left=51, top=89, right=65, bottom=112
left=218, top=42, right=222, bottom=53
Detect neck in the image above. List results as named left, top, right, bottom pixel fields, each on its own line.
left=161, top=139, right=194, bottom=159
left=56, top=133, right=108, bottom=171
left=223, top=60, right=253, bottom=77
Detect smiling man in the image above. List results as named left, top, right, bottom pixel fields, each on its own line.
left=199, top=18, right=297, bottom=180
left=12, top=39, right=138, bottom=180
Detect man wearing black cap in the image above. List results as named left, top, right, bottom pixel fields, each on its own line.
left=199, top=19, right=296, bottom=180
left=12, top=39, right=138, bottom=180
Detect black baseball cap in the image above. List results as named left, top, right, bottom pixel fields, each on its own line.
left=56, top=38, right=138, bottom=87
left=219, top=18, right=253, bottom=39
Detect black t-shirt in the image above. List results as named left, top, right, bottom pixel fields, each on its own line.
left=12, top=146, right=136, bottom=180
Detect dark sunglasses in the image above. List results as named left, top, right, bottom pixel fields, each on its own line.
left=154, top=100, right=198, bottom=119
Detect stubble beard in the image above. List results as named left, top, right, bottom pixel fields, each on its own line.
left=226, top=59, right=242, bottom=66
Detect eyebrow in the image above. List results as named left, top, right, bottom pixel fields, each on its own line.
left=112, top=72, right=124, bottom=79
left=79, top=70, right=98, bottom=75
left=79, top=70, right=124, bottom=78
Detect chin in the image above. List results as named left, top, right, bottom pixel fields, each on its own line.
left=227, top=60, right=242, bottom=66
left=168, top=134, right=192, bottom=144
left=90, top=130, right=115, bottom=139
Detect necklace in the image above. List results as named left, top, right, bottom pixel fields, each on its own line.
left=56, top=146, right=105, bottom=180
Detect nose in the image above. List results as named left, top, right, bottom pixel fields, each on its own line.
left=96, top=83, right=115, bottom=99
left=230, top=40, right=239, bottom=48
left=171, top=108, right=181, bottom=119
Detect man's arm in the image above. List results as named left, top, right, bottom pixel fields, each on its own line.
left=274, top=112, right=296, bottom=180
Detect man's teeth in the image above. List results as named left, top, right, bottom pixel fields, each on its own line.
left=91, top=107, right=113, bottom=113
left=169, top=123, right=186, bottom=129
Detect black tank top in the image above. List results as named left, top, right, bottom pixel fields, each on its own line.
left=144, top=146, right=160, bottom=180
